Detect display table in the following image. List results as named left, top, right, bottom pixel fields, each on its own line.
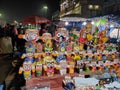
left=26, top=73, right=79, bottom=90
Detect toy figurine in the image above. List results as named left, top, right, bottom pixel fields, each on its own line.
left=56, top=54, right=67, bottom=75
left=111, top=53, right=116, bottom=59
left=86, top=50, right=93, bottom=61
left=59, top=42, right=66, bottom=52
left=55, top=28, right=69, bottom=44
left=43, top=56, right=56, bottom=76
left=44, top=39, right=53, bottom=52
left=66, top=44, right=73, bottom=52
left=87, top=33, right=93, bottom=41
left=25, top=42, right=36, bottom=53
left=70, top=29, right=79, bottom=41
left=19, top=59, right=35, bottom=80
left=40, top=33, right=52, bottom=42
left=18, top=29, right=40, bottom=42
left=63, top=76, right=75, bottom=90
left=21, top=53, right=35, bottom=63
left=79, top=43, right=84, bottom=51
left=67, top=61, right=75, bottom=74
left=72, top=52, right=81, bottom=61
left=35, top=57, right=43, bottom=77
left=73, top=42, right=80, bottom=52
left=66, top=53, right=73, bottom=61
left=36, top=42, right=43, bottom=53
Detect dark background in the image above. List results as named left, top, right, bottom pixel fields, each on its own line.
left=0, top=0, right=60, bottom=22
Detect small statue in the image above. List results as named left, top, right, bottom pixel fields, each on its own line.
left=19, top=60, right=35, bottom=80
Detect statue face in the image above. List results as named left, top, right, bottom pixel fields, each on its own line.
left=55, top=28, right=69, bottom=43
left=25, top=29, right=39, bottom=41
left=41, top=33, right=52, bottom=42
left=43, top=56, right=56, bottom=64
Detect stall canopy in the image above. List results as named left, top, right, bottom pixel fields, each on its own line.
left=21, top=15, right=50, bottom=24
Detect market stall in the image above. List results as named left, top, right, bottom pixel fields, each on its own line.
left=18, top=17, right=120, bottom=90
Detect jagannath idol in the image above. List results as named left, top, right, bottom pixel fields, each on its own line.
left=43, top=56, right=56, bottom=76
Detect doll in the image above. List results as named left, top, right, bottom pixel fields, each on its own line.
left=21, top=53, right=35, bottom=63
left=66, top=44, right=73, bottom=52
left=56, top=54, right=67, bottom=75
left=36, top=41, right=43, bottom=53
left=44, top=39, right=53, bottom=52
left=67, top=61, right=75, bottom=74
left=111, top=53, right=116, bottom=59
left=25, top=42, right=36, bottom=53
left=35, top=57, right=43, bottom=77
left=66, top=53, right=73, bottom=62
left=79, top=43, right=84, bottom=51
left=43, top=56, right=56, bottom=76
left=19, top=59, right=35, bottom=80
left=70, top=29, right=79, bottom=41
left=86, top=32, right=93, bottom=41
left=73, top=42, right=80, bottom=52
left=18, top=29, right=40, bottom=44
left=72, top=52, right=81, bottom=61
left=63, top=76, right=75, bottom=90
left=86, top=50, right=93, bottom=61
left=59, top=42, right=66, bottom=52
left=55, top=28, right=69, bottom=44
left=40, top=33, right=52, bottom=42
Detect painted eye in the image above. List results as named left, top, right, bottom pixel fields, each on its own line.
left=57, top=33, right=61, bottom=37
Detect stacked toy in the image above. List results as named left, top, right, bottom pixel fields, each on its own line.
left=18, top=25, right=119, bottom=80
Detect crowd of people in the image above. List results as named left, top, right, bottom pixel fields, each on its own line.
left=0, top=23, right=57, bottom=54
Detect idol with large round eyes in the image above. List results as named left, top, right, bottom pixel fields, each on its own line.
left=57, top=33, right=61, bottom=37
left=25, top=32, right=38, bottom=41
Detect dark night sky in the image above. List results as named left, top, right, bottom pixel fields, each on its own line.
left=0, top=0, right=60, bottom=23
